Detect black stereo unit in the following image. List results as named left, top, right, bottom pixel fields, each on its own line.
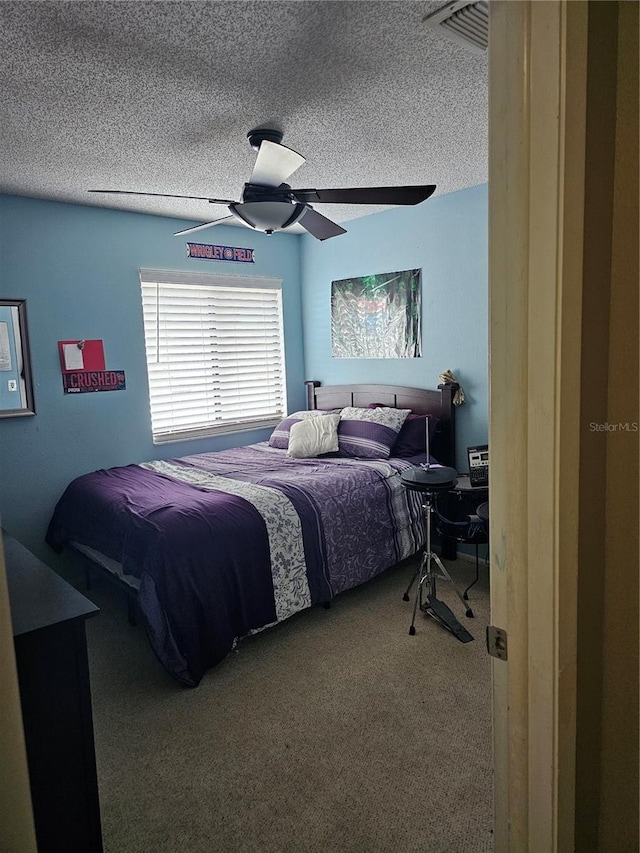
left=467, top=444, right=489, bottom=488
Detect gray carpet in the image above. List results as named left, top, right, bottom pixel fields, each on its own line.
left=80, top=555, right=493, bottom=853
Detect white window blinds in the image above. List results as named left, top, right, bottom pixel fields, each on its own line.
left=139, top=269, right=286, bottom=444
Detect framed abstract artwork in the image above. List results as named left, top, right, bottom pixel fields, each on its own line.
left=331, top=268, right=422, bottom=358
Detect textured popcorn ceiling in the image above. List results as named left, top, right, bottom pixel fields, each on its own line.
left=0, top=1, right=488, bottom=232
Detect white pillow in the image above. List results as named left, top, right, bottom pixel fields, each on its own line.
left=287, top=413, right=340, bottom=458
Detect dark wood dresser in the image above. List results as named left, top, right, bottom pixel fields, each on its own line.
left=4, top=531, right=103, bottom=852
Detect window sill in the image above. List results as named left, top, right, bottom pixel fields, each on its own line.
left=151, top=417, right=282, bottom=445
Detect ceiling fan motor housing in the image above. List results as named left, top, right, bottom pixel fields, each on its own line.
left=247, top=128, right=284, bottom=152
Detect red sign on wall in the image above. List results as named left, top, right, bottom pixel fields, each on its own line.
left=62, top=370, right=126, bottom=394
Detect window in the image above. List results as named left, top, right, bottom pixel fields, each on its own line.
left=139, top=269, right=286, bottom=444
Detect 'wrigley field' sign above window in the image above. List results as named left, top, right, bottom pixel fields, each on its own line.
left=187, top=243, right=255, bottom=263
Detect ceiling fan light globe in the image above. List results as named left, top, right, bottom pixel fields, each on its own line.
left=230, top=201, right=306, bottom=233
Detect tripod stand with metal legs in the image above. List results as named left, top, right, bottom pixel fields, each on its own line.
left=402, top=484, right=475, bottom=643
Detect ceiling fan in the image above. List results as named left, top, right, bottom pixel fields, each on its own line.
left=90, top=129, right=437, bottom=241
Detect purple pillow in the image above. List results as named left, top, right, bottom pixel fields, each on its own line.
left=337, top=406, right=411, bottom=459
left=366, top=404, right=441, bottom=459
left=393, top=414, right=440, bottom=458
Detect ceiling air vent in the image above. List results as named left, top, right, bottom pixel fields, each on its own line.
left=422, top=0, right=489, bottom=55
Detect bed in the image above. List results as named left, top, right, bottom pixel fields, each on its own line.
left=46, top=381, right=458, bottom=686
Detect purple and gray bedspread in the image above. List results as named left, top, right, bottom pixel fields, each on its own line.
left=46, top=443, right=426, bottom=686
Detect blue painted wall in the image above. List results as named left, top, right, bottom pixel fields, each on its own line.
left=0, top=186, right=488, bottom=560
left=300, top=184, right=488, bottom=471
left=0, top=195, right=304, bottom=557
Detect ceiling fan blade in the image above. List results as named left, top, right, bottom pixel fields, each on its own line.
left=249, top=140, right=306, bottom=188
left=173, top=216, right=234, bottom=237
left=291, top=185, right=437, bottom=206
left=299, top=207, right=347, bottom=241
left=89, top=189, right=236, bottom=205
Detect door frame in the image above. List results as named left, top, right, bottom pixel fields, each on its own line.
left=488, top=2, right=587, bottom=848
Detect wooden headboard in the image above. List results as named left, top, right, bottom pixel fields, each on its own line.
left=304, top=380, right=459, bottom=468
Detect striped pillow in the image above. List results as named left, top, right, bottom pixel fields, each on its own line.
left=269, top=410, right=336, bottom=450
left=337, top=406, right=411, bottom=459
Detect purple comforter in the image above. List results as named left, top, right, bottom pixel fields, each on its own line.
left=46, top=443, right=425, bottom=686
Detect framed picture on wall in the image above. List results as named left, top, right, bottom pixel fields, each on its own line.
left=331, top=268, right=422, bottom=358
left=0, top=299, right=36, bottom=417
